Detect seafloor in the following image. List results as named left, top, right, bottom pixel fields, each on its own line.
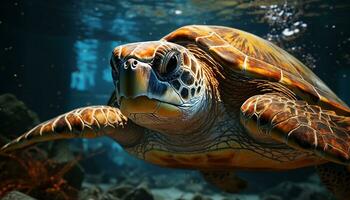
left=0, top=94, right=336, bottom=200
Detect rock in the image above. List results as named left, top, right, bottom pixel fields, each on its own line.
left=1, top=191, right=37, bottom=200
left=306, top=173, right=321, bottom=184
left=261, top=195, right=283, bottom=200
left=79, top=185, right=154, bottom=200
left=79, top=186, right=104, bottom=200
left=101, top=193, right=122, bottom=200
left=184, top=181, right=203, bottom=193
left=123, top=187, right=154, bottom=200
left=260, top=181, right=335, bottom=200
left=0, top=93, right=39, bottom=143
left=107, top=185, right=133, bottom=199
left=149, top=171, right=205, bottom=194
left=191, top=194, right=212, bottom=200
left=80, top=146, right=127, bottom=184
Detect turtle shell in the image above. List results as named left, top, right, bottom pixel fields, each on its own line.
left=163, top=25, right=350, bottom=116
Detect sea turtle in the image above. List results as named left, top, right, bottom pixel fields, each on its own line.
left=2, top=25, right=350, bottom=199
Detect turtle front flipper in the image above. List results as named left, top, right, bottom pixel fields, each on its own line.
left=1, top=106, right=144, bottom=152
left=240, top=94, right=350, bottom=165
left=200, top=170, right=247, bottom=193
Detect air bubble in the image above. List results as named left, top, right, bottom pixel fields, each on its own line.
left=174, top=10, right=182, bottom=15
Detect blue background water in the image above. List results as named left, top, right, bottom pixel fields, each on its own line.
left=0, top=0, right=349, bottom=197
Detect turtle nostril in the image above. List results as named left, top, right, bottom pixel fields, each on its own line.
left=123, top=62, right=128, bottom=69
left=127, top=59, right=139, bottom=69
left=132, top=60, right=138, bottom=69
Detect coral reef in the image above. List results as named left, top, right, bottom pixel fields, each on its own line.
left=78, top=185, right=154, bottom=200
left=260, top=174, right=336, bottom=200
left=0, top=148, right=81, bottom=200
left=0, top=94, right=83, bottom=200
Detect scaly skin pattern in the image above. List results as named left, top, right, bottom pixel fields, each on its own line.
left=124, top=103, right=321, bottom=170
left=1, top=106, right=144, bottom=152
left=241, top=94, right=350, bottom=165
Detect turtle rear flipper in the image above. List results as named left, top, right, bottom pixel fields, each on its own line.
left=0, top=106, right=144, bottom=152
left=317, top=163, right=350, bottom=200
left=240, top=94, right=350, bottom=165
left=200, top=170, right=247, bottom=193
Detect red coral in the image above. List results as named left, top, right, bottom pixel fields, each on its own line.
left=0, top=147, right=79, bottom=200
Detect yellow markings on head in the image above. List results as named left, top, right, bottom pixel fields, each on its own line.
left=131, top=42, right=163, bottom=60
left=120, top=96, right=159, bottom=116
left=155, top=102, right=182, bottom=118
left=114, top=42, right=164, bottom=61
left=162, top=87, right=183, bottom=105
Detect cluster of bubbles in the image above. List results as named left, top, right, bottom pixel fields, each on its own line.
left=260, top=3, right=307, bottom=43
left=260, top=3, right=316, bottom=69
left=281, top=21, right=308, bottom=41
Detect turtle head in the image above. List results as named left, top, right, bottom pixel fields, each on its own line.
left=110, top=41, right=207, bottom=133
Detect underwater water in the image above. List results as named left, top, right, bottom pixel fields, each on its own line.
left=0, top=0, right=350, bottom=199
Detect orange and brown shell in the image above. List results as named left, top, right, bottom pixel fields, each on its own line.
left=163, top=25, right=350, bottom=116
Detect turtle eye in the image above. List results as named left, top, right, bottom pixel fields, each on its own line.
left=160, top=51, right=180, bottom=76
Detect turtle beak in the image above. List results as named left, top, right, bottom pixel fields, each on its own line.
left=116, top=58, right=183, bottom=106
left=118, top=58, right=152, bottom=100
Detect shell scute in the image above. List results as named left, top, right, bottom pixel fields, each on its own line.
left=163, top=25, right=350, bottom=116
left=209, top=45, right=245, bottom=71
left=245, top=57, right=281, bottom=81
left=164, top=25, right=204, bottom=43
left=279, top=71, right=320, bottom=103
left=196, top=32, right=227, bottom=48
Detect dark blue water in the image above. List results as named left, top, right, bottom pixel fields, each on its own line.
left=0, top=0, right=349, bottom=199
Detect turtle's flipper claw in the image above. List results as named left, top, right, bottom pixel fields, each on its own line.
left=1, top=106, right=129, bottom=152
